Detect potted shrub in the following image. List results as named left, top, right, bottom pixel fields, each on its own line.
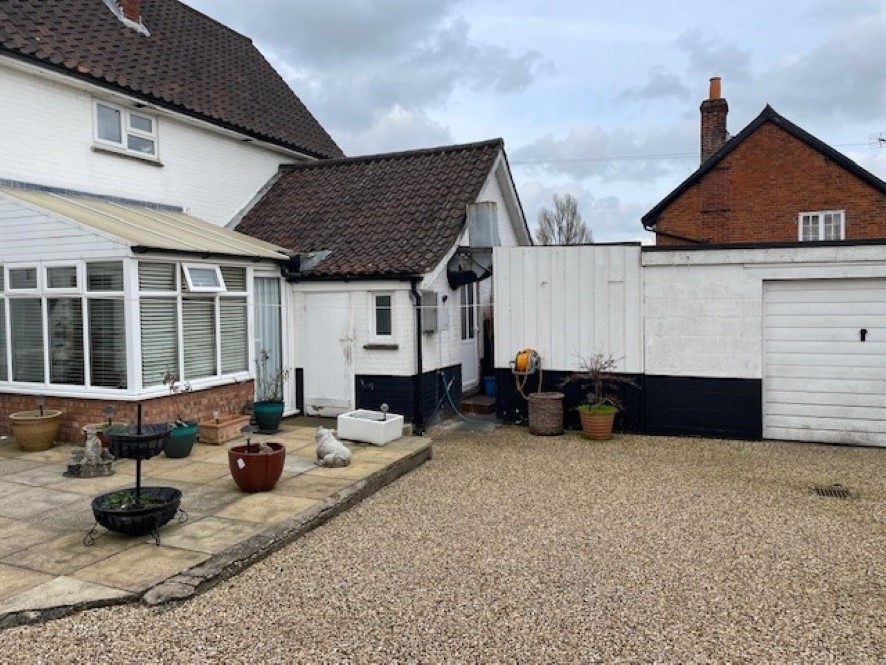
left=161, top=370, right=198, bottom=458
left=9, top=395, right=63, bottom=452
left=228, top=425, right=286, bottom=492
left=562, top=353, right=638, bottom=440
left=253, top=349, right=290, bottom=432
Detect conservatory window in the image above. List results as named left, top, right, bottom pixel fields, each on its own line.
left=139, top=262, right=248, bottom=386
left=0, top=261, right=127, bottom=389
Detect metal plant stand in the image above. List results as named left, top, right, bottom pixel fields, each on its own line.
left=85, top=405, right=187, bottom=546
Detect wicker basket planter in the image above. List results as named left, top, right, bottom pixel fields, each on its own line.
left=528, top=392, right=564, bottom=436
left=199, top=414, right=251, bottom=445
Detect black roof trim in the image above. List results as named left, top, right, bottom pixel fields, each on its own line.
left=641, top=105, right=886, bottom=229
left=643, top=237, right=886, bottom=253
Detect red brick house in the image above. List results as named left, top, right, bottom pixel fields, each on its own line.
left=643, top=78, right=886, bottom=245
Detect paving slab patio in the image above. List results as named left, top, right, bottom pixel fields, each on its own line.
left=0, top=418, right=431, bottom=625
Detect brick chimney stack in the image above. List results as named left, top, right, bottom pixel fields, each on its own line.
left=119, top=0, right=141, bottom=22
left=700, top=76, right=728, bottom=163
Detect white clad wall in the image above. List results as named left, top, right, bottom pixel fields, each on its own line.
left=0, top=63, right=305, bottom=225
left=493, top=245, right=643, bottom=373
left=642, top=245, right=886, bottom=381
left=763, top=279, right=886, bottom=447
left=0, top=193, right=124, bottom=262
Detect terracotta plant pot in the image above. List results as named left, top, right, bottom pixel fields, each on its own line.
left=578, top=408, right=617, bottom=440
left=10, top=409, right=63, bottom=451
left=199, top=414, right=251, bottom=445
left=228, top=442, right=286, bottom=492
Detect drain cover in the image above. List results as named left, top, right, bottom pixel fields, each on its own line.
left=814, top=484, right=850, bottom=499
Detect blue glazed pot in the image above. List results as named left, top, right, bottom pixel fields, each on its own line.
left=253, top=401, right=284, bottom=432
left=164, top=421, right=198, bottom=458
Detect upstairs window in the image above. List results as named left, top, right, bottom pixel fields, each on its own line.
left=799, top=210, right=844, bottom=241
left=94, top=101, right=158, bottom=158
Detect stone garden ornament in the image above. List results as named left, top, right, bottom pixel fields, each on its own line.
left=315, top=426, right=351, bottom=467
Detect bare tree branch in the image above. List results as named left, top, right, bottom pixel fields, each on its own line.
left=534, top=193, right=593, bottom=245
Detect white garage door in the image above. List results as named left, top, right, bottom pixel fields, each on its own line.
left=763, top=279, right=886, bottom=447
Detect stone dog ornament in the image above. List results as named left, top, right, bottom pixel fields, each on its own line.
left=315, top=426, right=352, bottom=467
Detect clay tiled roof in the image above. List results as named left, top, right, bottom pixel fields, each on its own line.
left=0, top=0, right=343, bottom=159
left=236, top=139, right=505, bottom=277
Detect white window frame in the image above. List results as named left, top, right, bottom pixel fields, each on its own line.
left=6, top=265, right=40, bottom=292
left=93, top=100, right=159, bottom=159
left=44, top=264, right=80, bottom=293
left=370, top=292, right=395, bottom=340
left=798, top=210, right=845, bottom=242
left=182, top=264, right=226, bottom=293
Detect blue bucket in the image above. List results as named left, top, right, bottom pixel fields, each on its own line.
left=483, top=376, right=496, bottom=397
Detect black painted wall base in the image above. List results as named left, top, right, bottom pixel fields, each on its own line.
left=644, top=375, right=761, bottom=439
left=495, top=370, right=761, bottom=439
left=354, top=365, right=462, bottom=430
left=494, top=369, right=643, bottom=434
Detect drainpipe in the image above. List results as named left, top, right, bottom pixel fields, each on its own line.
left=409, top=277, right=425, bottom=435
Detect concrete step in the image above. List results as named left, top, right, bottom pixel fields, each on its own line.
left=460, top=395, right=495, bottom=415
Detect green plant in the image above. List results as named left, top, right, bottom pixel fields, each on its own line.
left=162, top=369, right=192, bottom=426
left=103, top=489, right=162, bottom=511
left=255, top=349, right=290, bottom=403
left=561, top=353, right=638, bottom=412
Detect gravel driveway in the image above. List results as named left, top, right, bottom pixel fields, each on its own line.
left=0, top=426, right=883, bottom=663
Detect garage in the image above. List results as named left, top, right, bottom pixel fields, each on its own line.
left=763, top=278, right=886, bottom=447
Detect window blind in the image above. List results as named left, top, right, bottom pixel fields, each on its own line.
left=141, top=298, right=178, bottom=386
left=139, top=262, right=176, bottom=291
left=220, top=297, right=248, bottom=374
left=89, top=299, right=127, bottom=388
left=183, top=298, right=216, bottom=379
left=10, top=298, right=44, bottom=382
left=0, top=301, right=6, bottom=381
left=48, top=298, right=84, bottom=385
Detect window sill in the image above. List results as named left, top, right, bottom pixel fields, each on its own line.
left=91, top=145, right=163, bottom=167
left=363, top=343, right=399, bottom=351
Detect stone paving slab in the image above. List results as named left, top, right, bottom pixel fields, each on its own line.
left=0, top=418, right=431, bottom=628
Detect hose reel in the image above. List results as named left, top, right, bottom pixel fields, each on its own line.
left=510, top=348, right=543, bottom=400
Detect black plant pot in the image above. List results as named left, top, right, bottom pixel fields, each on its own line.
left=91, top=486, right=182, bottom=537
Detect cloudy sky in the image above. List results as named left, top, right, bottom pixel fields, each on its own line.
left=183, top=0, right=886, bottom=243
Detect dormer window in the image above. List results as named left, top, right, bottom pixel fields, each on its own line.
left=94, top=101, right=158, bottom=159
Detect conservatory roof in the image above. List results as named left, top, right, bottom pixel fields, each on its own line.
left=1, top=187, right=291, bottom=261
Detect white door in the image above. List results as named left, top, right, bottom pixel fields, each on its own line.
left=460, top=283, right=479, bottom=389
left=304, top=292, right=353, bottom=416
left=763, top=278, right=886, bottom=447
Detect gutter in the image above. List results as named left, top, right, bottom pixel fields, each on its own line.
left=130, top=245, right=286, bottom=262
left=641, top=221, right=706, bottom=245
left=409, top=277, right=426, bottom=436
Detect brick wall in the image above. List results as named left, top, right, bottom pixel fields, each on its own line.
left=656, top=122, right=886, bottom=245
left=0, top=381, right=253, bottom=444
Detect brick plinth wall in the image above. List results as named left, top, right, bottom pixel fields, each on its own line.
left=0, top=381, right=254, bottom=444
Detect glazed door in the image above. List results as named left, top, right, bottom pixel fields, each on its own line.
left=460, top=283, right=479, bottom=389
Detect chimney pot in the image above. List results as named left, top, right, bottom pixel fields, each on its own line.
left=700, top=77, right=728, bottom=163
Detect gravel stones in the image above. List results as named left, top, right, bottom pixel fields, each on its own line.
left=0, top=428, right=883, bottom=662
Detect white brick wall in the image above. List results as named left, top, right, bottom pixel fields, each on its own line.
left=0, top=62, right=307, bottom=225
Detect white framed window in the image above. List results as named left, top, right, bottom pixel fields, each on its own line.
left=0, top=261, right=127, bottom=388
left=182, top=264, right=226, bottom=293
left=372, top=292, right=394, bottom=338
left=139, top=261, right=248, bottom=386
left=798, top=210, right=845, bottom=241
left=94, top=100, right=158, bottom=158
